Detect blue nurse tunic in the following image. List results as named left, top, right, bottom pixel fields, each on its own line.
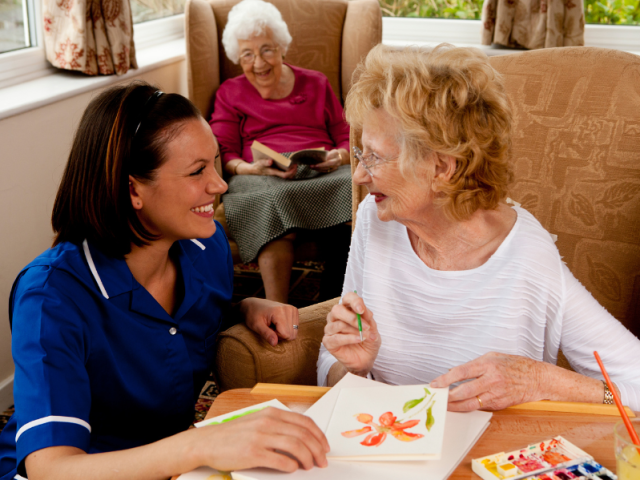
left=0, top=225, right=233, bottom=480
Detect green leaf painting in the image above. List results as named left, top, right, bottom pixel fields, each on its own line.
left=425, top=404, right=435, bottom=432
left=403, top=397, right=424, bottom=413
left=399, top=387, right=438, bottom=433
left=205, top=407, right=266, bottom=425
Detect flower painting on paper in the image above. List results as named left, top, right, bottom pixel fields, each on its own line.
left=340, top=388, right=437, bottom=448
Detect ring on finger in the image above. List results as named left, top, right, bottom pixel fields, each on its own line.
left=293, top=325, right=299, bottom=330
left=476, top=395, right=483, bottom=409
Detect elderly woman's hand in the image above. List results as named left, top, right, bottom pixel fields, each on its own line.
left=430, top=352, right=548, bottom=411
left=240, top=297, right=299, bottom=346
left=248, top=159, right=297, bottom=178
left=311, top=149, right=347, bottom=173
left=322, top=292, right=381, bottom=377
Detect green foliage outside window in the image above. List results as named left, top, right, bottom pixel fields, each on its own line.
left=584, top=0, right=640, bottom=24
left=378, top=0, right=640, bottom=24
left=379, top=0, right=482, bottom=19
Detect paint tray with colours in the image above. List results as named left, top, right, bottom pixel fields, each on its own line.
left=519, top=459, right=618, bottom=480
left=472, top=437, right=602, bottom=480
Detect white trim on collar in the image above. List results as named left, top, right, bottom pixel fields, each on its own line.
left=15, top=415, right=91, bottom=442
left=82, top=239, right=109, bottom=299
left=190, top=239, right=206, bottom=250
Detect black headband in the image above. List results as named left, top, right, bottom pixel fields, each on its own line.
left=134, top=90, right=164, bottom=136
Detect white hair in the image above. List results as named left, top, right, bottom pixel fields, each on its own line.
left=222, top=0, right=293, bottom=64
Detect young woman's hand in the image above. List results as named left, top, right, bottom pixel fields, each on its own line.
left=24, top=408, right=330, bottom=480
left=241, top=297, right=299, bottom=346
left=322, top=292, right=381, bottom=377
left=193, top=407, right=329, bottom=472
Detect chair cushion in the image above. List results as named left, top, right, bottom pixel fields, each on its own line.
left=490, top=47, right=640, bottom=338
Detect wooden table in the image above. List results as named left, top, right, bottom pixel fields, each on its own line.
left=204, top=386, right=637, bottom=479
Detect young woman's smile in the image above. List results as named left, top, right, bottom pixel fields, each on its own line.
left=131, top=118, right=227, bottom=242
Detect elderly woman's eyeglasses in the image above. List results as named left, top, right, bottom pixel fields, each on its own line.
left=239, top=46, right=280, bottom=65
left=353, top=146, right=396, bottom=176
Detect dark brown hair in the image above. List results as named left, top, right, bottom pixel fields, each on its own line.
left=52, top=81, right=202, bottom=257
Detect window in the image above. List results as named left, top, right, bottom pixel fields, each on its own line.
left=380, top=0, right=481, bottom=20
left=0, top=0, right=36, bottom=54
left=379, top=0, right=640, bottom=24
left=585, top=0, right=640, bottom=24
left=131, top=0, right=185, bottom=24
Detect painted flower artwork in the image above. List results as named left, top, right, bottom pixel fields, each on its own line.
left=340, top=388, right=436, bottom=447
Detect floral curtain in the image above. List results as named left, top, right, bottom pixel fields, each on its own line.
left=43, top=0, right=137, bottom=75
left=481, top=0, right=585, bottom=49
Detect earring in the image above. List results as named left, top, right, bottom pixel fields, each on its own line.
left=137, top=202, right=141, bottom=206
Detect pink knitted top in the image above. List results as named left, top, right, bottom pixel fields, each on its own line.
left=209, top=64, right=350, bottom=165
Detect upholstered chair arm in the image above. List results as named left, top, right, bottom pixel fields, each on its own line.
left=214, top=298, right=339, bottom=392
left=341, top=0, right=382, bottom=103
left=185, top=0, right=221, bottom=120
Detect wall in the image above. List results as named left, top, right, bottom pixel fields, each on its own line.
left=0, top=59, right=188, bottom=410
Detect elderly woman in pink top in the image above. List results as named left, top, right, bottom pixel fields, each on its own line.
left=210, top=0, right=351, bottom=305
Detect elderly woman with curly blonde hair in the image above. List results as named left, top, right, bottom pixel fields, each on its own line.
left=318, top=44, right=640, bottom=412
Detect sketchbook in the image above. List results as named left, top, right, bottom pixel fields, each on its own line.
left=232, top=373, right=493, bottom=480
left=194, top=399, right=290, bottom=428
left=250, top=140, right=326, bottom=170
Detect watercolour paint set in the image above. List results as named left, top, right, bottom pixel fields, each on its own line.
left=472, top=436, right=617, bottom=480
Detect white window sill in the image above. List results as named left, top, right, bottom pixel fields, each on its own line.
left=0, top=38, right=186, bottom=120
left=0, top=15, right=186, bottom=121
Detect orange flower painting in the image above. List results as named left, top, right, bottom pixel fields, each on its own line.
left=341, top=412, right=424, bottom=447
left=340, top=388, right=437, bottom=448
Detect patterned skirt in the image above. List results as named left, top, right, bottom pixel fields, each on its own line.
left=222, top=165, right=353, bottom=263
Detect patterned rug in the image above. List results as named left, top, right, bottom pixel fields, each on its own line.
left=0, top=261, right=325, bottom=434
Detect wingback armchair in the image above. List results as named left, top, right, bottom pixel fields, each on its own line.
left=185, top=0, right=382, bottom=262
left=215, top=46, right=640, bottom=392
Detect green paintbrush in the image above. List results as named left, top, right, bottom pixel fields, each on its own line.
left=354, top=290, right=363, bottom=342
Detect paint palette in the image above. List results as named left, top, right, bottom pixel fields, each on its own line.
left=472, top=437, right=617, bottom=480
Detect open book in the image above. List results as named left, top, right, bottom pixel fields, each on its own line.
left=250, top=140, right=326, bottom=170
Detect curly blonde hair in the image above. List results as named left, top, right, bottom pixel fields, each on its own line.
left=345, top=44, right=513, bottom=221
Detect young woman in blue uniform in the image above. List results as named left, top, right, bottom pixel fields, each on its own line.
left=0, top=82, right=329, bottom=480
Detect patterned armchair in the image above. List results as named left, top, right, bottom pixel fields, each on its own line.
left=215, top=46, right=640, bottom=391
left=185, top=0, right=382, bottom=262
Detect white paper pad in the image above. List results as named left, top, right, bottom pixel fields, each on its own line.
left=177, top=466, right=231, bottom=479
left=232, top=373, right=492, bottom=480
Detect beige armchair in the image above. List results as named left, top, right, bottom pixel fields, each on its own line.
left=215, top=46, right=640, bottom=392
left=185, top=0, right=382, bottom=262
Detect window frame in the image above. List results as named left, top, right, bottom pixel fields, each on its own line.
left=0, top=9, right=637, bottom=90
left=382, top=17, right=640, bottom=53
left=0, top=10, right=185, bottom=89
